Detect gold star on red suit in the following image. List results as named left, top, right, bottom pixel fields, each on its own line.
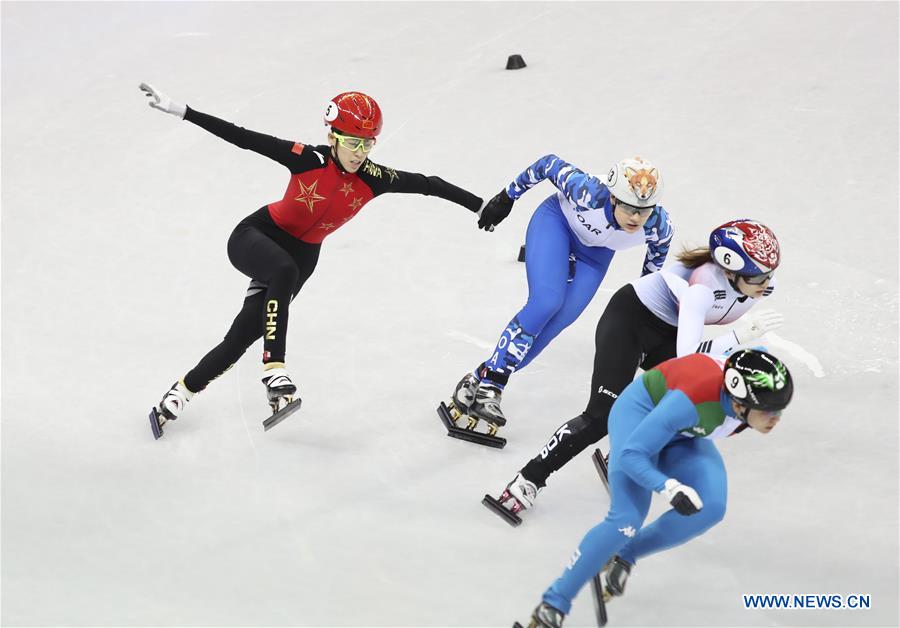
left=294, top=179, right=326, bottom=213
left=349, top=196, right=363, bottom=212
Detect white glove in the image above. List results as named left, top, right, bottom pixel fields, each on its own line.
left=661, top=478, right=703, bottom=516
left=139, top=82, right=186, bottom=119
left=731, top=308, right=784, bottom=344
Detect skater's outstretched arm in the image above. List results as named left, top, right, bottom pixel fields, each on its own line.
left=477, top=154, right=608, bottom=230
left=507, top=154, right=608, bottom=210
left=138, top=83, right=306, bottom=169
left=362, top=161, right=483, bottom=213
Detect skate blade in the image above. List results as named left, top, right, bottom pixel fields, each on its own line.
left=437, top=403, right=507, bottom=449
left=513, top=623, right=525, bottom=628
left=591, top=571, right=609, bottom=626
left=148, top=407, right=166, bottom=440
left=482, top=494, right=522, bottom=527
left=592, top=447, right=610, bottom=495
left=263, top=397, right=303, bottom=432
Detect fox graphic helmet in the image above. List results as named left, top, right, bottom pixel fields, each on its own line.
left=723, top=349, right=794, bottom=413
left=605, top=156, right=663, bottom=208
left=709, top=219, right=780, bottom=276
left=324, top=92, right=383, bottom=138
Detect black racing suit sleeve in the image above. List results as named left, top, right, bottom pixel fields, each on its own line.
left=362, top=162, right=483, bottom=213
left=183, top=106, right=311, bottom=170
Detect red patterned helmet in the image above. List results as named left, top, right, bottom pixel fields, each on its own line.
left=324, top=92, right=383, bottom=138
left=709, top=219, right=781, bottom=275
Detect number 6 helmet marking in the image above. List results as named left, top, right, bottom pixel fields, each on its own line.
left=709, top=219, right=781, bottom=275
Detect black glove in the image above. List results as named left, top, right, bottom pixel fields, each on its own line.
left=477, top=189, right=514, bottom=231
left=662, top=479, right=703, bottom=516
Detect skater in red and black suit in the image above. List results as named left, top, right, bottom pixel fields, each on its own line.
left=139, top=83, right=484, bottom=438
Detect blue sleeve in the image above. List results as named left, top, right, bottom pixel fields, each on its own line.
left=619, top=390, right=699, bottom=491
left=505, top=154, right=610, bottom=211
left=641, top=204, right=673, bottom=275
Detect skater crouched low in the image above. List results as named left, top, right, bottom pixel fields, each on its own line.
left=516, top=349, right=794, bottom=626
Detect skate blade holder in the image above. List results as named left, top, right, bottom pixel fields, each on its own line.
left=436, top=402, right=507, bottom=449
left=481, top=494, right=522, bottom=527
left=148, top=407, right=167, bottom=440
left=269, top=395, right=294, bottom=413
left=592, top=447, right=610, bottom=493
left=591, top=570, right=610, bottom=626
left=263, top=397, right=303, bottom=432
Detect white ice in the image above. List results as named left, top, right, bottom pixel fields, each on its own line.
left=2, top=2, right=897, bottom=627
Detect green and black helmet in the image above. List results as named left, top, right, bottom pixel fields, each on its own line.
left=724, top=349, right=794, bottom=413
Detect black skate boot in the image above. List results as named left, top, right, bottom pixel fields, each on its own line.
left=451, top=372, right=480, bottom=413
left=470, top=382, right=507, bottom=427
left=437, top=373, right=507, bottom=448
left=586, top=554, right=628, bottom=628
left=528, top=602, right=565, bottom=628
left=603, top=555, right=633, bottom=601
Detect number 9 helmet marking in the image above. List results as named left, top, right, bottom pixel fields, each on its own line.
left=723, top=349, right=794, bottom=413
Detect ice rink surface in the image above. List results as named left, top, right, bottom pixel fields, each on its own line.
left=2, top=2, right=898, bottom=626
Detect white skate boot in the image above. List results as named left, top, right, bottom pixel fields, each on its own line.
left=159, top=380, right=194, bottom=420
left=149, top=379, right=194, bottom=439
left=483, top=471, right=541, bottom=526
left=261, top=362, right=297, bottom=413
left=500, top=472, right=540, bottom=513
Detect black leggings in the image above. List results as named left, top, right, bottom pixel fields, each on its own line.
left=520, top=283, right=678, bottom=486
left=184, top=210, right=320, bottom=393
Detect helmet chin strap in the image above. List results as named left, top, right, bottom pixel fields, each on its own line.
left=725, top=272, right=741, bottom=292
left=737, top=403, right=752, bottom=424
left=725, top=272, right=751, bottom=301
left=330, top=144, right=350, bottom=173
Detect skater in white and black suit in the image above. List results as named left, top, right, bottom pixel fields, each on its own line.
left=489, top=219, right=786, bottom=522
